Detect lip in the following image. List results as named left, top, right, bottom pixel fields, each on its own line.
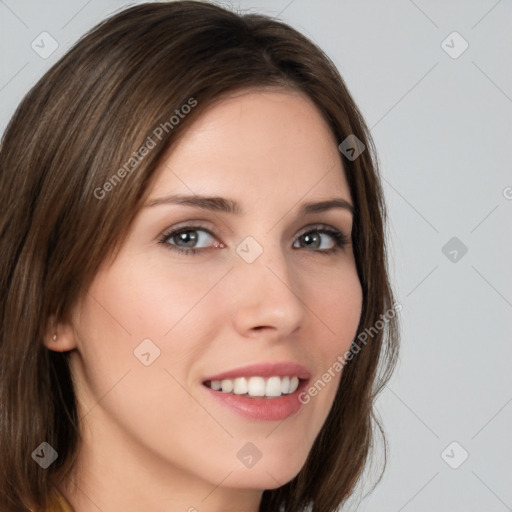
left=201, top=361, right=311, bottom=421
left=202, top=361, right=311, bottom=383
left=202, top=379, right=309, bottom=421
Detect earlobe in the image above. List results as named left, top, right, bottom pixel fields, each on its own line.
left=45, top=332, right=62, bottom=352
left=44, top=315, right=77, bottom=352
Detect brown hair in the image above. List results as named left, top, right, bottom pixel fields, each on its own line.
left=0, top=2, right=399, bottom=511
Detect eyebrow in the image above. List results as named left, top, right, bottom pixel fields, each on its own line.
left=144, top=194, right=354, bottom=216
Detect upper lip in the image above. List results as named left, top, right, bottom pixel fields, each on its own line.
left=202, top=361, right=311, bottom=383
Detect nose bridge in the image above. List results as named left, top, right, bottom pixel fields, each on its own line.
left=230, top=233, right=306, bottom=334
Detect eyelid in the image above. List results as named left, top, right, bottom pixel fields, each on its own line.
left=157, top=221, right=351, bottom=255
left=157, top=221, right=349, bottom=241
left=157, top=222, right=220, bottom=245
left=160, top=220, right=215, bottom=234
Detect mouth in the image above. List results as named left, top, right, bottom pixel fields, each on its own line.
left=203, top=375, right=303, bottom=398
left=201, top=362, right=311, bottom=420
left=203, top=375, right=305, bottom=398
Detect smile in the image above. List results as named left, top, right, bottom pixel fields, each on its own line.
left=204, top=375, right=300, bottom=398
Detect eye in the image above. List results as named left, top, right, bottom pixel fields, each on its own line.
left=293, top=225, right=349, bottom=255
left=158, top=225, right=222, bottom=255
left=158, top=223, right=350, bottom=256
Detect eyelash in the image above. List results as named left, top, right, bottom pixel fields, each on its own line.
left=157, top=223, right=350, bottom=257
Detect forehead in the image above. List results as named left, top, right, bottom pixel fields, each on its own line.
left=149, top=89, right=350, bottom=205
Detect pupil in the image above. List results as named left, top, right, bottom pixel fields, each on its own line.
left=304, top=233, right=319, bottom=248
left=178, top=231, right=197, bottom=247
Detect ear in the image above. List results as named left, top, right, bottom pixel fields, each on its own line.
left=43, top=314, right=78, bottom=352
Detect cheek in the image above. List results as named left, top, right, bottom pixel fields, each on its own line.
left=72, top=259, right=230, bottom=410
left=298, top=265, right=362, bottom=415
left=70, top=264, right=232, bottom=470
left=310, top=262, right=363, bottom=349
left=82, top=257, right=217, bottom=341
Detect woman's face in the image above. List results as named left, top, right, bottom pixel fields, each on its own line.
left=58, top=89, right=362, bottom=504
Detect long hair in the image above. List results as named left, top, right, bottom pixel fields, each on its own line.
left=0, top=2, right=399, bottom=511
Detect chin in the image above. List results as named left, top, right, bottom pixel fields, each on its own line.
left=225, top=452, right=307, bottom=490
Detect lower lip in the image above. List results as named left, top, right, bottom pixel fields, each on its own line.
left=203, top=380, right=308, bottom=421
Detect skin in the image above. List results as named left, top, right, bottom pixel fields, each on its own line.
left=46, top=89, right=363, bottom=512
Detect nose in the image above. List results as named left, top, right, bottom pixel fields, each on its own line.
left=229, top=240, right=307, bottom=339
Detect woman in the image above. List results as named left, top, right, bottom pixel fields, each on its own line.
left=0, top=2, right=399, bottom=511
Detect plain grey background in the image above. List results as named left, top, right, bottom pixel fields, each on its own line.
left=1, top=1, right=511, bottom=511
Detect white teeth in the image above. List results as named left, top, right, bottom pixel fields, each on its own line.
left=265, top=376, right=282, bottom=397
left=221, top=379, right=233, bottom=393
left=281, top=376, right=290, bottom=394
left=248, top=376, right=266, bottom=397
left=206, top=375, right=302, bottom=397
left=233, top=377, right=248, bottom=395
left=211, top=380, right=222, bottom=391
